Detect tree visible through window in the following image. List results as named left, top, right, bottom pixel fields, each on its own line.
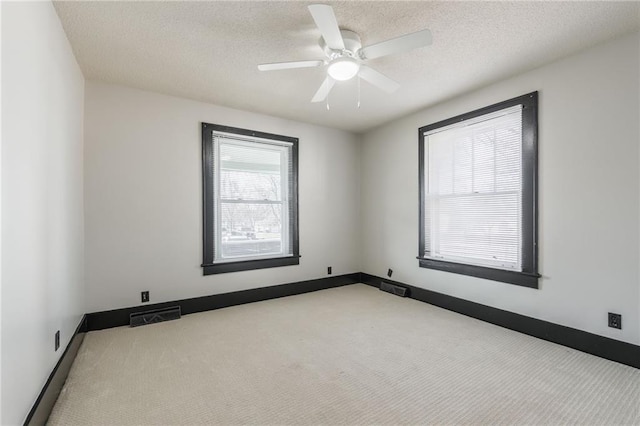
left=202, top=123, right=299, bottom=275
left=418, top=92, right=539, bottom=288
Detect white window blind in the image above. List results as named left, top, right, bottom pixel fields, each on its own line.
left=212, top=133, right=293, bottom=263
left=423, top=105, right=523, bottom=271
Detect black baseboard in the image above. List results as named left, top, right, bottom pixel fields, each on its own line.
left=360, top=273, right=640, bottom=369
left=86, top=273, right=360, bottom=331
left=24, top=315, right=87, bottom=426
left=25, top=271, right=639, bottom=425
left=24, top=274, right=358, bottom=424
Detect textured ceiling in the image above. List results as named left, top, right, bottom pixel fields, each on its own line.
left=53, top=1, right=639, bottom=133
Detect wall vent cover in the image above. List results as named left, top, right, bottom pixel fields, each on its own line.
left=380, top=281, right=409, bottom=297
left=130, top=306, right=181, bottom=327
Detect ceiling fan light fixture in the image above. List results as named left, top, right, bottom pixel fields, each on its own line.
left=327, top=57, right=360, bottom=81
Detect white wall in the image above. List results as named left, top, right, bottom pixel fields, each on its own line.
left=361, top=33, right=640, bottom=345
left=0, top=3, right=4, bottom=422
left=84, top=82, right=361, bottom=313
left=1, top=2, right=85, bottom=425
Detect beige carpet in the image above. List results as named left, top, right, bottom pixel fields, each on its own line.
left=48, top=284, right=640, bottom=425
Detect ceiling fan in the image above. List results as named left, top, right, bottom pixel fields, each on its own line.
left=257, top=4, right=432, bottom=103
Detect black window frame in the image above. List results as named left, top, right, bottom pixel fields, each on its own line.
left=201, top=123, right=299, bottom=275
left=418, top=92, right=539, bottom=288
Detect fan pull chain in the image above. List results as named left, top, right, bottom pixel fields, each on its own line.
left=326, top=90, right=330, bottom=111
left=357, top=75, right=361, bottom=109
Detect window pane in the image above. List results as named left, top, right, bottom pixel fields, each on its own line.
left=219, top=202, right=285, bottom=259
left=220, top=143, right=282, bottom=201
left=428, top=192, right=520, bottom=268
left=214, top=137, right=293, bottom=263
left=424, top=105, right=522, bottom=271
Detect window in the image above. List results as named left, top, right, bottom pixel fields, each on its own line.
left=201, top=123, right=299, bottom=275
left=418, top=92, right=539, bottom=288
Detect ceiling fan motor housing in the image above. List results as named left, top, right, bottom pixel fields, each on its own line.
left=321, top=29, right=362, bottom=59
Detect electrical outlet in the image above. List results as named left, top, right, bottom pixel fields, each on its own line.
left=327, top=266, right=332, bottom=275
left=55, top=330, right=60, bottom=351
left=608, top=312, right=622, bottom=329
left=141, top=291, right=150, bottom=303
left=387, top=268, right=393, bottom=278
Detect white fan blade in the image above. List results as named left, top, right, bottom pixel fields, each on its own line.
left=358, top=66, right=400, bottom=93
left=311, top=76, right=336, bottom=103
left=258, top=60, right=324, bottom=71
left=308, top=4, right=345, bottom=50
left=359, top=29, right=432, bottom=60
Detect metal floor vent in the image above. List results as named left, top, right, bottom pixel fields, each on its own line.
left=380, top=281, right=409, bottom=297
left=130, top=306, right=181, bottom=327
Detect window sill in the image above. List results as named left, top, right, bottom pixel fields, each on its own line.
left=417, top=257, right=539, bottom=288
left=202, top=256, right=300, bottom=275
